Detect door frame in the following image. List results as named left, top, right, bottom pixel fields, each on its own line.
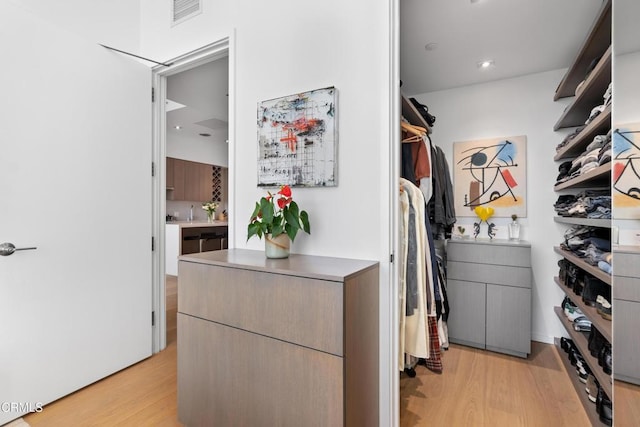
left=151, top=35, right=234, bottom=352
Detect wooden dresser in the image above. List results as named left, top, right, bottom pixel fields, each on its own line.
left=177, top=249, right=380, bottom=426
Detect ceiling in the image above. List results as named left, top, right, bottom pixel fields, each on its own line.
left=166, top=56, right=229, bottom=143
left=400, top=0, right=605, bottom=95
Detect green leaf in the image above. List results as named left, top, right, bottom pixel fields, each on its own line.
left=300, top=210, right=310, bottom=234
left=271, top=222, right=284, bottom=237
left=284, top=208, right=300, bottom=231
left=247, top=222, right=261, bottom=241
left=285, top=223, right=298, bottom=242
left=288, top=201, right=300, bottom=219
left=250, top=201, right=260, bottom=220
left=260, top=197, right=274, bottom=224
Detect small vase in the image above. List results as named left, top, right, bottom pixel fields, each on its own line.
left=207, top=211, right=214, bottom=223
left=508, top=221, right=520, bottom=241
left=265, top=233, right=290, bottom=259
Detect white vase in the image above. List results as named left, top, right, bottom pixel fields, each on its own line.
left=265, top=233, right=290, bottom=259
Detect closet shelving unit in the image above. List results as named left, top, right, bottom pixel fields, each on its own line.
left=402, top=94, right=431, bottom=133
left=551, top=0, right=611, bottom=425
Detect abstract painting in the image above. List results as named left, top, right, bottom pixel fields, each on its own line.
left=453, top=135, right=527, bottom=218
left=257, top=86, right=337, bottom=187
left=613, top=123, right=640, bottom=219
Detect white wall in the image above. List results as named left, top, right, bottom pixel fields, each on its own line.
left=140, top=1, right=394, bottom=424
left=614, top=51, right=640, bottom=124
left=410, top=69, right=574, bottom=344
left=12, top=0, right=140, bottom=52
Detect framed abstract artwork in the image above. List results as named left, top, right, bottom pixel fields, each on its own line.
left=257, top=86, right=337, bottom=187
left=453, top=135, right=527, bottom=218
left=613, top=123, right=640, bottom=219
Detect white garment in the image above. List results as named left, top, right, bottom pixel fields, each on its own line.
left=419, top=135, right=433, bottom=203
left=399, top=178, right=433, bottom=360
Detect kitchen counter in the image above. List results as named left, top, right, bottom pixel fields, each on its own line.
left=165, top=221, right=229, bottom=275
left=167, top=220, right=228, bottom=228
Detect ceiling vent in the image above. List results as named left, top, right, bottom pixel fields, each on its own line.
left=172, top=0, right=201, bottom=25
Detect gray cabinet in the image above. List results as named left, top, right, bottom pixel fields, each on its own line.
left=446, top=239, right=532, bottom=358
left=177, top=249, right=380, bottom=427
left=613, top=247, right=640, bottom=386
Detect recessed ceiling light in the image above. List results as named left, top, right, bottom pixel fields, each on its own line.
left=477, top=60, right=495, bottom=69
left=424, top=43, right=438, bottom=51
left=174, top=125, right=182, bottom=130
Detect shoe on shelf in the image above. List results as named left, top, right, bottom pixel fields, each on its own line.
left=560, top=337, right=574, bottom=353
left=582, top=276, right=610, bottom=307
left=588, top=327, right=606, bottom=358
left=563, top=298, right=584, bottom=321
left=599, top=389, right=613, bottom=426
left=573, top=316, right=592, bottom=332
left=597, top=296, right=612, bottom=320
left=569, top=348, right=583, bottom=366
left=585, top=374, right=598, bottom=403
left=576, top=359, right=591, bottom=383
left=598, top=343, right=612, bottom=375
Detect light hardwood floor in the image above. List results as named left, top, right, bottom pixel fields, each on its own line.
left=24, top=277, right=595, bottom=426
left=23, top=276, right=182, bottom=427
left=400, top=342, right=590, bottom=427
left=615, top=380, right=640, bottom=427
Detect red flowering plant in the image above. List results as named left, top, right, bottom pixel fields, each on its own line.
left=247, top=185, right=311, bottom=242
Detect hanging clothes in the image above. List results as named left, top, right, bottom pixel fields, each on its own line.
left=399, top=179, right=430, bottom=362
left=428, top=145, right=456, bottom=237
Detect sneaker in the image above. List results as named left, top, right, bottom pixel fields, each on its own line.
left=560, top=337, right=574, bottom=353
left=564, top=299, right=584, bottom=321
left=598, top=296, right=612, bottom=320
left=573, top=316, right=592, bottom=332
left=576, top=359, right=591, bottom=383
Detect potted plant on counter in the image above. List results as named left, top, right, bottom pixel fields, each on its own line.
left=247, top=185, right=311, bottom=258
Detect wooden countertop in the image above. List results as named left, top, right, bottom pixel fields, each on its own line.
left=178, top=248, right=379, bottom=282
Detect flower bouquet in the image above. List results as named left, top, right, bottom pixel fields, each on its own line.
left=202, top=201, right=219, bottom=222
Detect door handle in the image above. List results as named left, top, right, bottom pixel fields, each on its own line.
left=0, top=242, right=37, bottom=256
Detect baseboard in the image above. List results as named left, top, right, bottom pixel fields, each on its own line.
left=532, top=332, right=554, bottom=344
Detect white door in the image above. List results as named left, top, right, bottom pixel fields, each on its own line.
left=0, top=4, right=152, bottom=423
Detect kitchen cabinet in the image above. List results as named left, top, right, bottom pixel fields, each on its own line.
left=166, top=156, right=175, bottom=189
left=167, top=157, right=186, bottom=201
left=177, top=249, right=379, bottom=426
left=446, top=239, right=532, bottom=358
left=165, top=222, right=228, bottom=276
left=166, top=157, right=212, bottom=202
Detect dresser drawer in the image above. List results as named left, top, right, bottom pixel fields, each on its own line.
left=447, top=241, right=531, bottom=267
left=614, top=275, right=640, bottom=302
left=448, top=261, right=531, bottom=288
left=178, top=261, right=344, bottom=355
left=615, top=251, right=639, bottom=278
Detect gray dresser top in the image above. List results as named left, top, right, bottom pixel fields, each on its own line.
left=447, top=238, right=531, bottom=248
left=179, top=249, right=379, bottom=282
